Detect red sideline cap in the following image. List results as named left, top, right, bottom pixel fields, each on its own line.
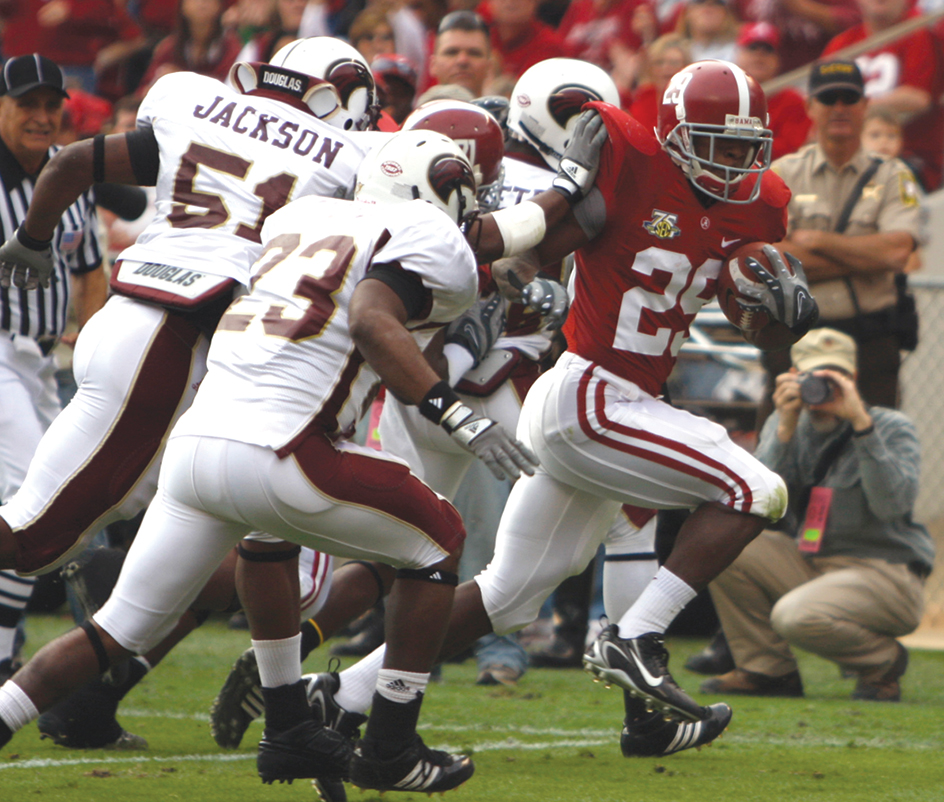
left=737, top=22, right=780, bottom=50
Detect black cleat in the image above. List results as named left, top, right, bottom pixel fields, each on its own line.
left=305, top=672, right=367, bottom=739
left=210, top=647, right=263, bottom=749
left=349, top=733, right=474, bottom=794
left=312, top=777, right=347, bottom=802
left=37, top=679, right=147, bottom=750
left=257, top=718, right=353, bottom=785
left=583, top=626, right=705, bottom=722
left=620, top=703, right=732, bottom=757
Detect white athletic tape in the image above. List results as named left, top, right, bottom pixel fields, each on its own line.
left=492, top=201, right=547, bottom=258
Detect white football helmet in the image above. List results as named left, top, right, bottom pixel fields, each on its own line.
left=270, top=37, right=379, bottom=131
left=507, top=58, right=620, bottom=171
left=355, top=129, right=478, bottom=226
left=401, top=100, right=505, bottom=212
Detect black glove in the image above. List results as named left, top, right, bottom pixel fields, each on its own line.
left=735, top=245, right=819, bottom=337
left=521, top=276, right=569, bottom=331
left=551, top=109, right=608, bottom=204
left=0, top=227, right=54, bottom=290
left=444, top=292, right=506, bottom=368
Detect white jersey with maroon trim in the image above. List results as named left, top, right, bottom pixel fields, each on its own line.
left=116, top=72, right=371, bottom=285
left=172, top=196, right=478, bottom=450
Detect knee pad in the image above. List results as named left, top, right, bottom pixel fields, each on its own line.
left=395, top=567, right=458, bottom=586
left=237, top=543, right=301, bottom=562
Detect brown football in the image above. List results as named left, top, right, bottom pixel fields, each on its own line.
left=717, top=241, right=775, bottom=332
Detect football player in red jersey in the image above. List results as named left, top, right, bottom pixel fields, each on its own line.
left=317, top=60, right=818, bottom=755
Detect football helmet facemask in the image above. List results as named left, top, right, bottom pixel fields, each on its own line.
left=507, top=58, right=619, bottom=171
left=657, top=60, right=773, bottom=204
left=401, top=100, right=505, bottom=212
left=355, top=129, right=479, bottom=226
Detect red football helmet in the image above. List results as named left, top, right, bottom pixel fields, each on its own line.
left=657, top=60, right=773, bottom=204
left=401, top=100, right=505, bottom=211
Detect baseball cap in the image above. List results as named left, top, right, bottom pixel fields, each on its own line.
left=807, top=60, right=864, bottom=99
left=737, top=22, right=780, bottom=50
left=0, top=54, right=69, bottom=99
left=790, top=328, right=857, bottom=374
left=371, top=53, right=418, bottom=94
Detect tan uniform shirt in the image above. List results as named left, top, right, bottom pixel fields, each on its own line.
left=772, top=144, right=924, bottom=320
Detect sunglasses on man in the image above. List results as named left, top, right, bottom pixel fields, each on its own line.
left=815, top=89, right=862, bottom=106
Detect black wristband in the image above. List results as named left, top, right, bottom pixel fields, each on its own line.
left=419, top=380, right=462, bottom=425
left=16, top=225, right=52, bottom=251
left=853, top=424, right=875, bottom=438
left=93, top=133, right=106, bottom=183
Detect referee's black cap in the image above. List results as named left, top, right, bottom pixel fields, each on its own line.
left=0, top=54, right=69, bottom=99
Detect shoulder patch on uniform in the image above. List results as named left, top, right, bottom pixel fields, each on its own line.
left=898, top=169, right=920, bottom=207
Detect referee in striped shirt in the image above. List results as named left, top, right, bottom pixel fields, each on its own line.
left=0, top=54, right=105, bottom=682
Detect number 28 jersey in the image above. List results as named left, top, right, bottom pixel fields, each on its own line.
left=117, top=71, right=371, bottom=285
left=172, top=196, right=478, bottom=452
left=563, top=103, right=790, bottom=397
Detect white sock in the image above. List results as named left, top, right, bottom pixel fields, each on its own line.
left=444, top=343, right=476, bottom=386
left=616, top=567, right=696, bottom=638
left=375, top=668, right=429, bottom=704
left=252, top=634, right=302, bottom=688
left=335, top=645, right=385, bottom=714
left=0, top=681, right=39, bottom=731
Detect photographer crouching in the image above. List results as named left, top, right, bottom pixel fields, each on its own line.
left=700, top=328, right=933, bottom=702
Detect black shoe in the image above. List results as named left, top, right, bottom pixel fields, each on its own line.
left=210, top=647, right=264, bottom=749
left=312, top=777, right=347, bottom=802
left=349, top=733, right=474, bottom=793
left=528, top=635, right=584, bottom=668
left=37, top=679, right=147, bottom=750
left=620, top=703, right=732, bottom=757
left=700, top=668, right=804, bottom=697
left=306, top=672, right=368, bottom=739
left=257, top=718, right=353, bottom=785
left=684, top=631, right=735, bottom=676
left=583, top=626, right=705, bottom=722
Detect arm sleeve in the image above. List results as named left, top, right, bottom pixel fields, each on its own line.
left=363, top=262, right=431, bottom=321
left=124, top=125, right=160, bottom=186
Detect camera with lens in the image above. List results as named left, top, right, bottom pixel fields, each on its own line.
left=799, top=373, right=836, bottom=405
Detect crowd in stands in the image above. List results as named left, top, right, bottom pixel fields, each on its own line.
left=2, top=0, right=942, bottom=191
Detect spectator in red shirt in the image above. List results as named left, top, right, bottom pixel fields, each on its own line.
left=482, top=0, right=565, bottom=81
left=138, top=0, right=243, bottom=93
left=732, top=0, right=860, bottom=74
left=736, top=22, right=812, bottom=159
left=627, top=32, right=689, bottom=128
left=822, top=0, right=944, bottom=190
left=558, top=0, right=649, bottom=72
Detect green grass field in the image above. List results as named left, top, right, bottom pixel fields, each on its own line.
left=3, top=613, right=944, bottom=801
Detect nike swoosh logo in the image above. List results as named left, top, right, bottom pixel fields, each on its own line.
left=721, top=237, right=741, bottom=248
left=627, top=644, right=664, bottom=687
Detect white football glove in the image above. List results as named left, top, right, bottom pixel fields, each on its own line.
left=551, top=109, right=608, bottom=204
left=440, top=401, right=539, bottom=481
left=0, top=228, right=54, bottom=290
left=521, top=276, right=570, bottom=331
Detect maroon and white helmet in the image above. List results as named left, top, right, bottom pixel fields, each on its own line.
left=657, top=60, right=773, bottom=204
left=355, top=129, right=478, bottom=226
left=401, top=100, right=505, bottom=212
left=269, top=37, right=379, bottom=131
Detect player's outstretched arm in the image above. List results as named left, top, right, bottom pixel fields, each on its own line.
left=351, top=279, right=539, bottom=481
left=0, top=133, right=152, bottom=289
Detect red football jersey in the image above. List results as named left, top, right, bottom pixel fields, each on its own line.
left=563, top=103, right=789, bottom=396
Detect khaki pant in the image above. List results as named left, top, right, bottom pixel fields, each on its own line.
left=709, top=530, right=925, bottom=677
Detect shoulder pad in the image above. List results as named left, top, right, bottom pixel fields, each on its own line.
left=586, top=101, right=660, bottom=157
left=758, top=170, right=791, bottom=209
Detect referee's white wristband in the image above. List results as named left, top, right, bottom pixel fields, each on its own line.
left=491, top=201, right=547, bottom=258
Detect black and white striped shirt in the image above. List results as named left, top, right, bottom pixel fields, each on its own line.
left=0, top=135, right=101, bottom=341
